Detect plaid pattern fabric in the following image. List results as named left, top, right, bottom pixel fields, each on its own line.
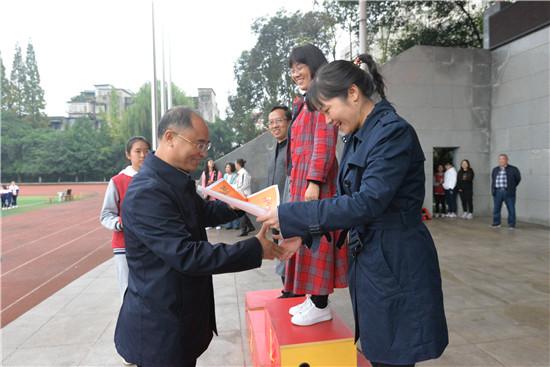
left=495, top=168, right=507, bottom=189
left=285, top=99, right=348, bottom=295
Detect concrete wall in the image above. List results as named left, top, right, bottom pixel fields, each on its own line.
left=382, top=46, right=493, bottom=216
left=215, top=132, right=274, bottom=193
left=490, top=26, right=550, bottom=226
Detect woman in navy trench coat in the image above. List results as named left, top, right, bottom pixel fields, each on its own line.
left=258, top=55, right=448, bottom=366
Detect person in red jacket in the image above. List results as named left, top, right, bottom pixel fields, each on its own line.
left=100, top=136, right=151, bottom=300
left=285, top=44, right=348, bottom=326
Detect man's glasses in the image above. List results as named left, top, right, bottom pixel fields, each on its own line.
left=172, top=132, right=211, bottom=153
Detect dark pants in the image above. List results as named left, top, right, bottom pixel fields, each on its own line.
left=445, top=189, right=456, bottom=213
left=459, top=189, right=473, bottom=213
left=371, top=362, right=415, bottom=367
left=493, top=189, right=516, bottom=227
left=240, top=214, right=254, bottom=232
left=434, top=194, right=446, bottom=214
left=12, top=195, right=17, bottom=206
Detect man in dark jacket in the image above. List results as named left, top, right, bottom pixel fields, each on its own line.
left=114, top=107, right=281, bottom=367
left=491, top=154, right=521, bottom=229
left=266, top=105, right=291, bottom=293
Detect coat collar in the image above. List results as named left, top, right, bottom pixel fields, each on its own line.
left=144, top=152, right=195, bottom=190
left=349, top=99, right=396, bottom=144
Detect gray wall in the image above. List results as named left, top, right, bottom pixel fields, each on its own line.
left=215, top=132, right=274, bottom=193
left=382, top=46, right=493, bottom=216
left=490, top=26, right=550, bottom=226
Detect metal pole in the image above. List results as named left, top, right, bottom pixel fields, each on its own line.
left=359, top=0, right=367, bottom=69
left=167, top=39, right=173, bottom=110
left=160, top=29, right=166, bottom=116
left=151, top=0, right=159, bottom=150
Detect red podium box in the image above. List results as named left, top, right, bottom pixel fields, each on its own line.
left=246, top=289, right=369, bottom=367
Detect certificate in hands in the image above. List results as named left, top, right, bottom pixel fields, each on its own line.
left=202, top=178, right=280, bottom=217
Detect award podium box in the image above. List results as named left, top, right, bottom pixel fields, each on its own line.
left=245, top=289, right=371, bottom=367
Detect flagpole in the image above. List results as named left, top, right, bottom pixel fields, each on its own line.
left=151, top=0, right=159, bottom=150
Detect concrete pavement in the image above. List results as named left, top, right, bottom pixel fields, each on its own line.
left=1, top=217, right=548, bottom=366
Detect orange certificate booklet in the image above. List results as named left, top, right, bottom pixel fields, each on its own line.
left=203, top=179, right=280, bottom=217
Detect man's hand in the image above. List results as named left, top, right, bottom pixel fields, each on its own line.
left=255, top=223, right=283, bottom=260
left=304, top=182, right=320, bottom=201
left=256, top=206, right=280, bottom=229
left=278, top=237, right=302, bottom=261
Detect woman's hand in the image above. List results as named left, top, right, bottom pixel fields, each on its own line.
left=304, top=182, right=320, bottom=201
left=256, top=206, right=280, bottom=229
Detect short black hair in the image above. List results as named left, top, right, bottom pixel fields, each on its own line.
left=288, top=44, right=328, bottom=79
left=270, top=105, right=292, bottom=121
left=157, top=106, right=196, bottom=138
left=126, top=136, right=151, bottom=154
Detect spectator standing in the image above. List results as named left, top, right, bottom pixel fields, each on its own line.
left=433, top=165, right=446, bottom=218
left=222, top=163, right=240, bottom=230
left=100, top=136, right=151, bottom=301
left=457, top=159, right=475, bottom=219
left=491, top=154, right=521, bottom=229
left=235, top=158, right=255, bottom=236
left=443, top=162, right=457, bottom=218
left=8, top=181, right=19, bottom=208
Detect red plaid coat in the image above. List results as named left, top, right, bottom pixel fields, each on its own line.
left=285, top=97, right=348, bottom=295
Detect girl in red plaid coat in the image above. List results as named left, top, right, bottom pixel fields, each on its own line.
left=285, top=44, right=348, bottom=326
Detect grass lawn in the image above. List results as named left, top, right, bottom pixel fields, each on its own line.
left=0, top=195, right=69, bottom=217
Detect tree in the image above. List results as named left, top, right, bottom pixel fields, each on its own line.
left=226, top=10, right=336, bottom=146
left=24, top=42, right=46, bottom=123
left=389, top=2, right=487, bottom=56
left=320, top=1, right=490, bottom=63
left=119, top=82, right=194, bottom=144
left=0, top=52, right=11, bottom=112
left=208, top=117, right=238, bottom=161
left=8, top=43, right=26, bottom=117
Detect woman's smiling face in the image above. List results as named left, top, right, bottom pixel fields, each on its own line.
left=290, top=62, right=313, bottom=91
left=318, top=86, right=363, bottom=135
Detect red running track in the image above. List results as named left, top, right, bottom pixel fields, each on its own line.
left=1, top=183, right=113, bottom=327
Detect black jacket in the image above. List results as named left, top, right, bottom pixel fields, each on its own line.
left=491, top=164, right=521, bottom=195
left=115, top=153, right=262, bottom=366
left=456, top=168, right=474, bottom=192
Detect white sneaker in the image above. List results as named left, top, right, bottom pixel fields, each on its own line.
left=461, top=212, right=468, bottom=218
left=291, top=302, right=332, bottom=326
left=289, top=297, right=311, bottom=316
left=215, top=226, right=221, bottom=230
left=466, top=213, right=473, bottom=220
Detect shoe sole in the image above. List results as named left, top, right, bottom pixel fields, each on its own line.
left=291, top=315, right=333, bottom=326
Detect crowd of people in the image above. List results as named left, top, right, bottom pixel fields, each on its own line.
left=1, top=181, right=20, bottom=210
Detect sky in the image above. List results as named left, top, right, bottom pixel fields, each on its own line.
left=0, top=0, right=316, bottom=118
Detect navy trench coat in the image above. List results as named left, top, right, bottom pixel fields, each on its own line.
left=278, top=100, right=448, bottom=364
left=115, top=153, right=263, bottom=366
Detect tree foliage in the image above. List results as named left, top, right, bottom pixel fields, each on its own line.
left=24, top=42, right=46, bottom=124
left=225, top=10, right=336, bottom=146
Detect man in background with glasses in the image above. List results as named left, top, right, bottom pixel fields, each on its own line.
left=266, top=105, right=299, bottom=298
left=114, top=106, right=281, bottom=367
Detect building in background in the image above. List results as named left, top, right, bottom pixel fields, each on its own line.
left=194, top=88, right=219, bottom=122
left=49, top=84, right=134, bottom=130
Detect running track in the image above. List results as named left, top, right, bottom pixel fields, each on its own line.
left=1, top=183, right=111, bottom=327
